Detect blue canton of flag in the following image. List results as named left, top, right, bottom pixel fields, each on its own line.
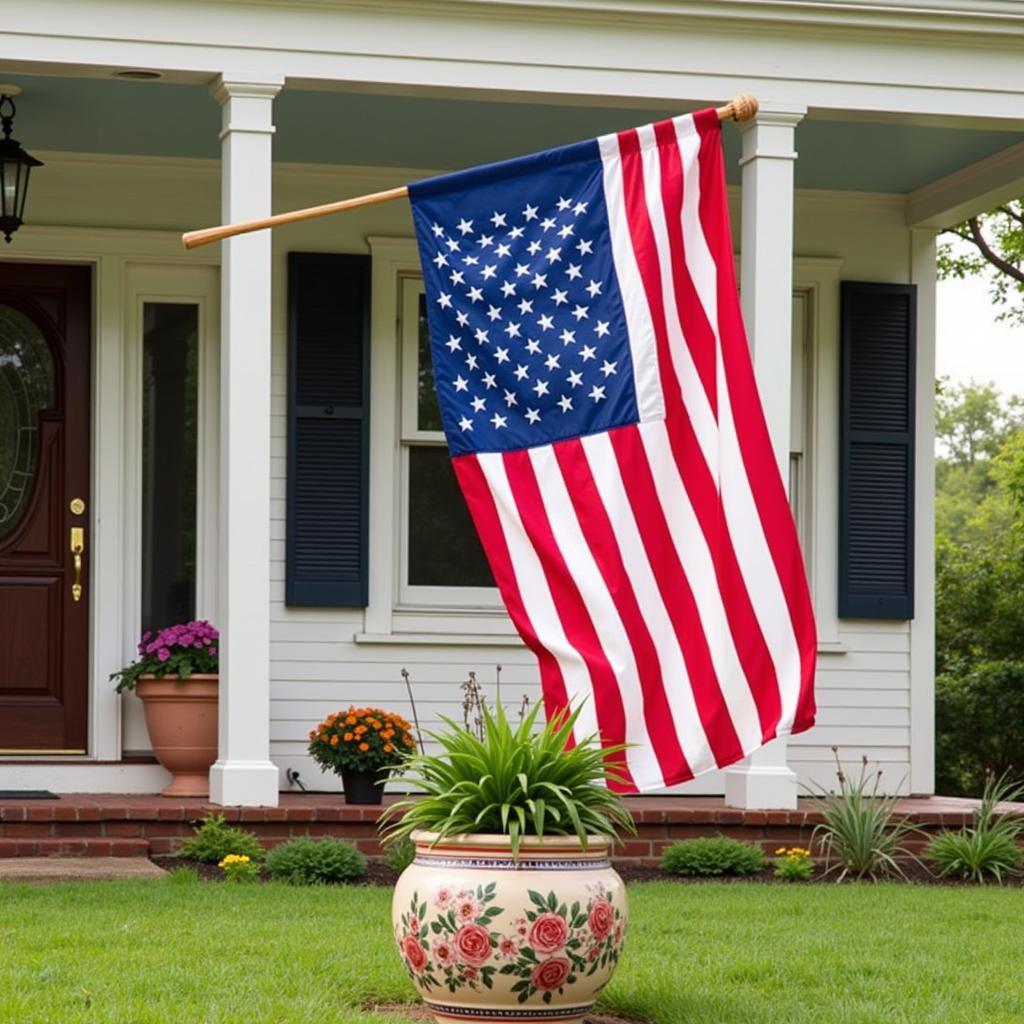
left=410, top=140, right=639, bottom=456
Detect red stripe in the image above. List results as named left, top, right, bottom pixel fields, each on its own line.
left=610, top=426, right=744, bottom=767
left=452, top=454, right=571, bottom=726
left=694, top=116, right=818, bottom=732
left=617, top=126, right=783, bottom=744
left=501, top=447, right=637, bottom=792
left=553, top=437, right=693, bottom=786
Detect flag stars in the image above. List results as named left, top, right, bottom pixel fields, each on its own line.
left=566, top=263, right=583, bottom=281
left=580, top=344, right=597, bottom=361
left=490, top=211, right=507, bottom=228
left=449, top=269, right=465, bottom=285
left=525, top=408, right=541, bottom=424
left=600, top=359, right=618, bottom=377
left=431, top=222, right=444, bottom=238
left=514, top=363, right=530, bottom=381
left=445, top=238, right=461, bottom=252
left=572, top=305, right=589, bottom=321
left=566, top=370, right=584, bottom=388
left=463, top=254, right=480, bottom=266
left=589, top=384, right=607, bottom=403
left=586, top=280, right=602, bottom=298
left=508, top=226, right=525, bottom=240
left=494, top=346, right=510, bottom=364
left=544, top=353, right=561, bottom=371
left=540, top=216, right=557, bottom=232
left=532, top=273, right=548, bottom=290
left=453, top=375, right=469, bottom=392
left=494, top=243, right=512, bottom=259
left=594, top=320, right=610, bottom=338
left=437, top=292, right=453, bottom=310
left=533, top=379, right=550, bottom=397
left=558, top=395, right=573, bottom=413
left=465, top=354, right=479, bottom=371
left=527, top=240, right=543, bottom=256
left=517, top=298, right=534, bottom=315
left=500, top=280, right=517, bottom=298
left=458, top=415, right=473, bottom=431
left=504, top=322, right=522, bottom=338
left=433, top=252, right=448, bottom=268
left=576, top=239, right=593, bottom=256
left=557, top=196, right=573, bottom=211
left=503, top=389, right=518, bottom=408
left=523, top=203, right=539, bottom=221
left=481, top=265, right=498, bottom=280
left=467, top=287, right=484, bottom=303
left=525, top=338, right=542, bottom=355
left=482, top=372, right=497, bottom=389
left=560, top=328, right=577, bottom=346
left=552, top=289, right=569, bottom=306
left=456, top=310, right=470, bottom=327
left=474, top=327, right=489, bottom=344
left=487, top=305, right=503, bottom=322
left=471, top=395, right=487, bottom=413
left=491, top=413, right=508, bottom=429
left=546, top=247, right=562, bottom=264
left=556, top=223, right=575, bottom=239
left=514, top=263, right=531, bottom=278
left=445, top=334, right=462, bottom=352
left=457, top=218, right=474, bottom=235
left=573, top=201, right=588, bottom=216
left=537, top=314, right=554, bottom=331
left=477, top=234, right=494, bottom=248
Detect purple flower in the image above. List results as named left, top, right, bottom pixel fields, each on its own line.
left=157, top=648, right=170, bottom=662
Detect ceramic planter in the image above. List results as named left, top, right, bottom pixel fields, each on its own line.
left=392, top=830, right=627, bottom=1023
left=135, top=674, right=218, bottom=797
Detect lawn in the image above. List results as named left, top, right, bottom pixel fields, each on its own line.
left=1, top=878, right=1022, bottom=1024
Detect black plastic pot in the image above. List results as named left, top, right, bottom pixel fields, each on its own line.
left=340, top=767, right=386, bottom=805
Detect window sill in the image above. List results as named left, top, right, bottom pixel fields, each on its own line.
left=354, top=631, right=525, bottom=647
left=817, top=641, right=848, bottom=656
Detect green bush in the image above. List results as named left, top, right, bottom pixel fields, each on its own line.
left=383, top=836, right=416, bottom=875
left=773, top=847, right=814, bottom=882
left=176, top=813, right=265, bottom=864
left=265, top=837, right=366, bottom=885
left=660, top=836, right=766, bottom=877
left=925, top=773, right=1024, bottom=883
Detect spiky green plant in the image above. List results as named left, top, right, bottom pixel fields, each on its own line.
left=379, top=701, right=635, bottom=857
left=926, top=772, right=1024, bottom=883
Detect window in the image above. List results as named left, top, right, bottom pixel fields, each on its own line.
left=398, top=278, right=498, bottom=608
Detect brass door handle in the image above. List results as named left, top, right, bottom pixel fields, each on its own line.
left=70, top=527, right=84, bottom=602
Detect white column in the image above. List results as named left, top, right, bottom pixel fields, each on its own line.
left=724, top=104, right=806, bottom=811
left=208, top=73, right=283, bottom=807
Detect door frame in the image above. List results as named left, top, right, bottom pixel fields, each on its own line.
left=0, top=227, right=219, bottom=763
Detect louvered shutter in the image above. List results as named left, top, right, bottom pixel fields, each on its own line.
left=839, top=282, right=916, bottom=619
left=286, top=253, right=370, bottom=606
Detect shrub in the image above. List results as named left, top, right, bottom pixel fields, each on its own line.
left=218, top=853, right=262, bottom=884
left=926, top=773, right=1024, bottom=883
left=809, top=753, right=920, bottom=882
left=660, top=837, right=766, bottom=877
left=265, top=837, right=366, bottom=885
left=773, top=846, right=814, bottom=882
left=176, top=813, right=265, bottom=864
left=384, top=836, right=416, bottom=875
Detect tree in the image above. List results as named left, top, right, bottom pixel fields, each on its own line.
left=939, top=201, right=1024, bottom=324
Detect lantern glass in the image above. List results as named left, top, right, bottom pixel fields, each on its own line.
left=0, top=95, right=43, bottom=242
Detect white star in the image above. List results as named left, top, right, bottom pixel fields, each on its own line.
left=546, top=247, right=562, bottom=264
left=514, top=363, right=530, bottom=381
left=586, top=280, right=602, bottom=298
left=551, top=289, right=569, bottom=306
left=477, top=234, right=494, bottom=248
left=508, top=226, right=525, bottom=240
left=500, top=280, right=517, bottom=298
left=457, top=218, right=474, bottom=235
left=540, top=217, right=557, bottom=232
left=518, top=298, right=534, bottom=315
left=594, top=320, right=610, bottom=338
left=431, top=222, right=444, bottom=238
left=580, top=345, right=597, bottom=361
left=557, top=223, right=575, bottom=239
left=589, top=384, right=606, bottom=402
left=487, top=305, right=503, bottom=322
left=490, top=211, right=507, bottom=227
left=560, top=328, right=576, bottom=346
left=567, top=370, right=584, bottom=388
left=514, top=262, right=531, bottom=278
left=481, top=265, right=498, bottom=280
left=523, top=203, right=539, bottom=221
left=474, top=327, right=489, bottom=345
left=566, top=263, right=583, bottom=281
left=437, top=292, right=452, bottom=309
left=463, top=254, right=480, bottom=267
left=453, top=375, right=469, bottom=392
left=532, top=273, right=548, bottom=290
left=446, top=238, right=461, bottom=252
left=482, top=372, right=497, bottom=389
left=494, top=346, right=510, bottom=364
left=576, top=239, right=593, bottom=256
left=471, top=395, right=487, bottom=412
left=525, top=338, right=542, bottom=355
left=525, top=407, right=541, bottom=424
left=557, top=197, right=572, bottom=211
left=449, top=269, right=465, bottom=285
left=544, top=353, right=561, bottom=371
left=503, top=389, right=518, bottom=408
left=558, top=395, right=573, bottom=413
left=504, top=322, right=522, bottom=338
left=572, top=305, right=589, bottom=322
left=433, top=252, right=448, bottom=268
left=573, top=201, right=588, bottom=216
left=533, top=379, right=550, bottom=397
left=494, top=243, right=512, bottom=259
left=491, top=413, right=508, bottom=429
left=445, top=334, right=462, bottom=352
left=456, top=310, right=470, bottom=327
left=458, top=415, right=473, bottom=431
left=527, top=240, right=543, bottom=256
left=600, top=360, right=618, bottom=377
left=465, top=353, right=479, bottom=371
left=467, top=287, right=484, bottom=303
left=537, top=314, right=554, bottom=331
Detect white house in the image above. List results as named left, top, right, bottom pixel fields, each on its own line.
left=1, top=0, right=1022, bottom=808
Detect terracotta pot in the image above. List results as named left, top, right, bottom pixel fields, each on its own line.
left=392, top=830, right=627, bottom=1023
left=340, top=767, right=387, bottom=805
left=135, top=674, right=218, bottom=798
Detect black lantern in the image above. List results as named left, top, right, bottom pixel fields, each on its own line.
left=0, top=91, right=43, bottom=243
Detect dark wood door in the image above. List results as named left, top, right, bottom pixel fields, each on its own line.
left=0, top=263, right=91, bottom=752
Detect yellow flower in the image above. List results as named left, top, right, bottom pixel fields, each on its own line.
left=218, top=854, right=251, bottom=868
left=775, top=848, right=786, bottom=856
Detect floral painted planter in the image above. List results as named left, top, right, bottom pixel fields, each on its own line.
left=392, top=830, right=627, bottom=1023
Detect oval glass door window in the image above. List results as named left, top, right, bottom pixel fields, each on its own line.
left=0, top=304, right=55, bottom=540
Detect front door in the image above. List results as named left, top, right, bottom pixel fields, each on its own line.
left=0, top=263, right=91, bottom=752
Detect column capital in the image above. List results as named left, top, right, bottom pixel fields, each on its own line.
left=211, top=72, right=285, bottom=106
left=738, top=104, right=807, bottom=165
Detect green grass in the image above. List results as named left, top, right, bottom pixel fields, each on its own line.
left=1, top=878, right=1022, bottom=1023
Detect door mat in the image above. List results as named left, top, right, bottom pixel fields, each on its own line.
left=0, top=790, right=59, bottom=799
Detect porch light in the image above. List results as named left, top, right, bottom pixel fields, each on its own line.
left=0, top=87, right=43, bottom=243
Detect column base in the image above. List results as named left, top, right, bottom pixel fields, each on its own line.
left=208, top=760, right=280, bottom=807
left=724, top=763, right=798, bottom=810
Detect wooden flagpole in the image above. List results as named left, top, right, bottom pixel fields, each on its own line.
left=181, top=94, right=758, bottom=251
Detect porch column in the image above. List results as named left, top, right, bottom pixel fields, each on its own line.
left=724, top=104, right=806, bottom=811
left=208, top=73, right=283, bottom=807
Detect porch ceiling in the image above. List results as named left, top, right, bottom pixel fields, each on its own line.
left=3, top=71, right=1022, bottom=196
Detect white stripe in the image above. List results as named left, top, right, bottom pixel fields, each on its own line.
left=596, top=131, right=664, bottom=425
left=678, top=123, right=804, bottom=731
left=475, top=451, right=601, bottom=742
left=527, top=445, right=666, bottom=791
left=632, top=120, right=720, bottom=477
left=639, top=420, right=763, bottom=753
left=580, top=432, right=718, bottom=778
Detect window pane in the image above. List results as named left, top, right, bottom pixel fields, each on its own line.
left=416, top=293, right=443, bottom=432
left=408, top=445, right=493, bottom=588
left=141, top=303, right=198, bottom=633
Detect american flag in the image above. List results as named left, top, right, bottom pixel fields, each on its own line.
left=408, top=107, right=816, bottom=792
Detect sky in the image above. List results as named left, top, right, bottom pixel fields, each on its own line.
left=935, top=268, right=1023, bottom=401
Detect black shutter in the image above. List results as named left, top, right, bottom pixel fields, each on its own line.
left=839, top=282, right=916, bottom=619
left=286, top=253, right=370, bottom=606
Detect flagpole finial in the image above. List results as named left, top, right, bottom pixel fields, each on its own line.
left=719, top=94, right=759, bottom=123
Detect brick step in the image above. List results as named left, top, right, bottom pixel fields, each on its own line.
left=0, top=837, right=150, bottom=858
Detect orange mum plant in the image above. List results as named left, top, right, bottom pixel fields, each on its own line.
left=308, top=706, right=418, bottom=775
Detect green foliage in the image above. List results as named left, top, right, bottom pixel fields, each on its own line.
left=379, top=701, right=635, bottom=857
left=264, top=837, right=366, bottom=885
left=109, top=621, right=219, bottom=693
left=659, top=836, right=765, bottom=877
left=163, top=865, right=199, bottom=885
left=176, top=813, right=265, bottom=864
left=809, top=755, right=921, bottom=882
left=218, top=854, right=262, bottom=884
left=383, top=835, right=416, bottom=875
left=773, top=847, right=814, bottom=882
left=925, top=774, right=1024, bottom=884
